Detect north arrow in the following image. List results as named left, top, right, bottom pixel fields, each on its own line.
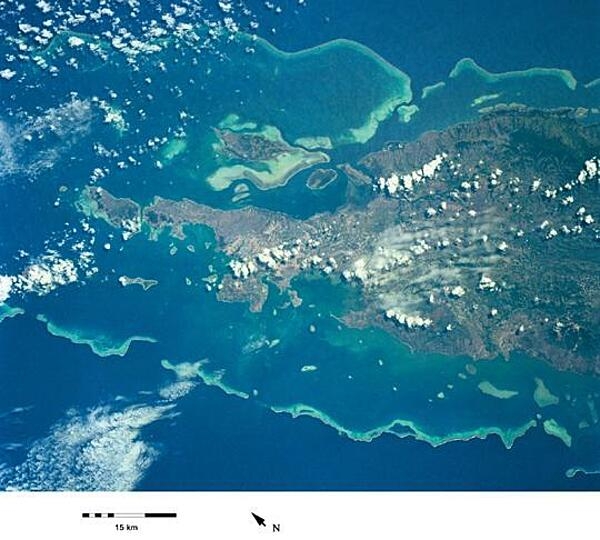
left=251, top=512, right=267, bottom=527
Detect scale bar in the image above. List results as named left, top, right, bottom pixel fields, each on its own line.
left=82, top=513, right=177, bottom=519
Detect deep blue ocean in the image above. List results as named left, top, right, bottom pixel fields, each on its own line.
left=1, top=0, right=600, bottom=490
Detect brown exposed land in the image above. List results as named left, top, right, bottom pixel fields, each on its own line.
left=78, top=107, right=600, bottom=374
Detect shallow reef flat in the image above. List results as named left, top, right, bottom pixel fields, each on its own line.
left=0, top=303, right=25, bottom=324
left=36, top=314, right=156, bottom=358
left=543, top=418, right=573, bottom=447
left=221, top=34, right=413, bottom=146
left=478, top=381, right=519, bottom=400
left=269, top=403, right=539, bottom=450
left=450, top=58, right=578, bottom=90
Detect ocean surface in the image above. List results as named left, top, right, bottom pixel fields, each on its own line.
left=1, top=0, right=599, bottom=490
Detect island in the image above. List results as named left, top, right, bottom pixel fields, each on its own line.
left=76, top=106, right=600, bottom=377
left=306, top=168, right=339, bottom=190
left=207, top=120, right=330, bottom=191
left=118, top=275, right=158, bottom=291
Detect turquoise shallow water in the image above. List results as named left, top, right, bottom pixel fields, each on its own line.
left=1, top=1, right=600, bottom=489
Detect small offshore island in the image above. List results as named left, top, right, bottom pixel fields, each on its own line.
left=207, top=118, right=330, bottom=191
left=118, top=275, right=158, bottom=291
left=306, top=168, right=339, bottom=190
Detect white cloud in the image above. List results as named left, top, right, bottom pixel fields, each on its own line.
left=0, top=403, right=176, bottom=491
left=0, top=275, right=14, bottom=303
